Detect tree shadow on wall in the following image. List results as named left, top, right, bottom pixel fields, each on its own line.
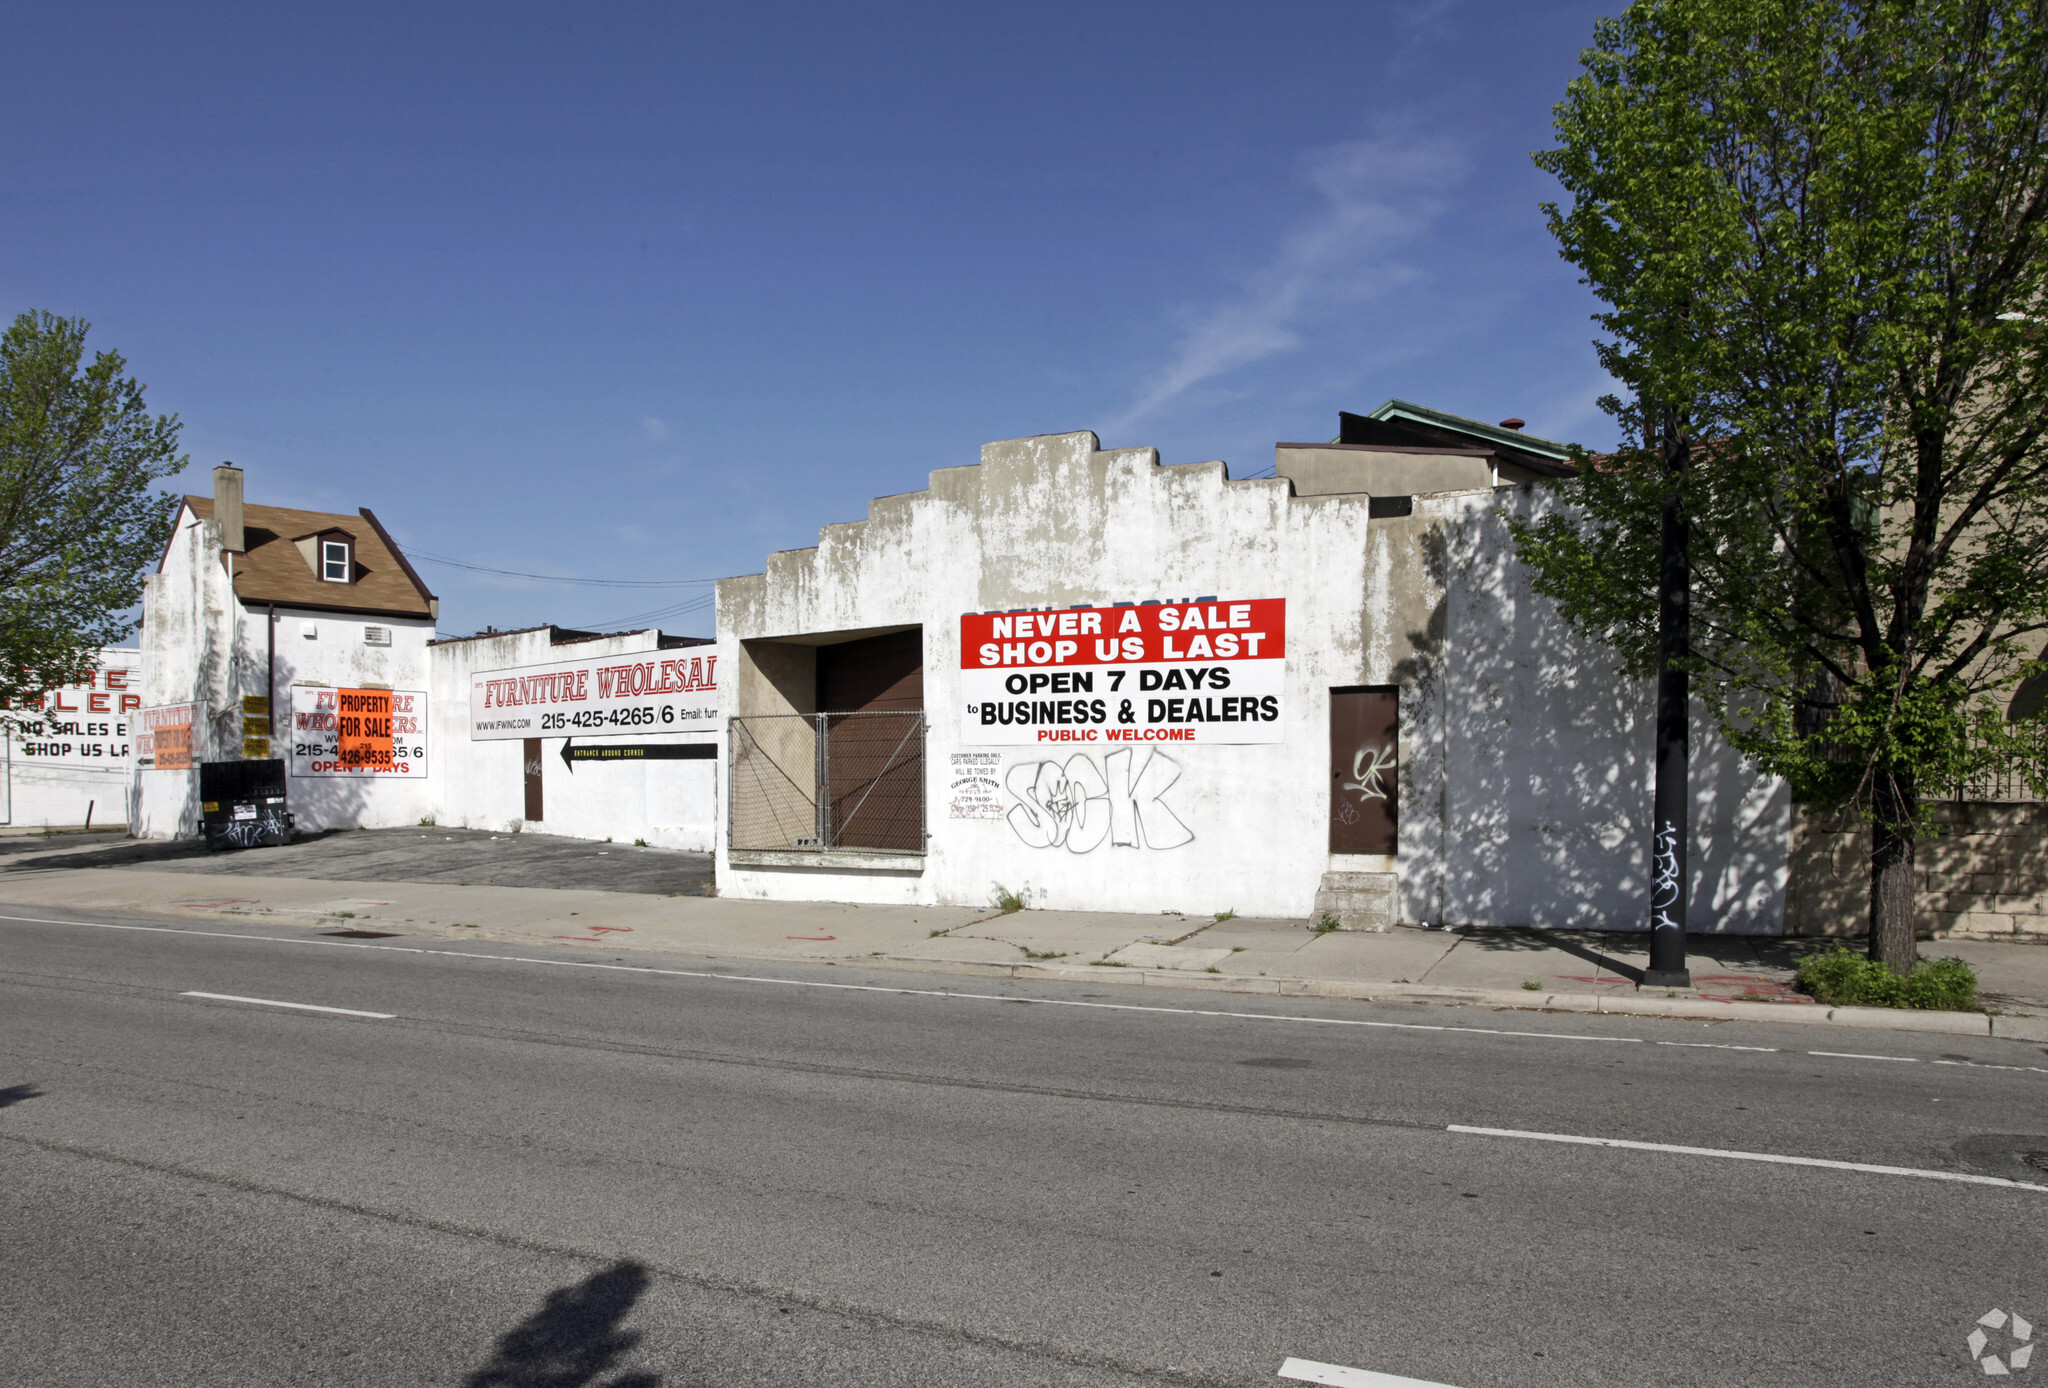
left=464, top=1260, right=662, bottom=1388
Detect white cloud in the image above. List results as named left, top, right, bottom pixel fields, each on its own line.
left=1111, top=128, right=1467, bottom=432
left=642, top=417, right=671, bottom=442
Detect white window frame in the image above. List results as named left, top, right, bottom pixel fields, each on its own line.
left=321, top=539, right=351, bottom=583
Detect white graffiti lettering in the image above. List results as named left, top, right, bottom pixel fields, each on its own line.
left=1342, top=743, right=1396, bottom=802
left=1004, top=749, right=1194, bottom=852
left=1650, top=819, right=1681, bottom=931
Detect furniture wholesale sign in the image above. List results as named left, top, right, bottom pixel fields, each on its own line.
left=468, top=651, right=718, bottom=741
left=138, top=703, right=196, bottom=770
left=959, top=600, right=1286, bottom=745
left=290, top=686, right=429, bottom=778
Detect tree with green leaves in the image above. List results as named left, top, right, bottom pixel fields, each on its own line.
left=0, top=310, right=186, bottom=718
left=1513, top=0, right=2048, bottom=969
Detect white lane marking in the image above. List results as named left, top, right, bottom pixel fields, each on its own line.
left=1448, top=1124, right=2048, bottom=1193
left=1279, top=1357, right=1461, bottom=1388
left=0, top=913, right=1640, bottom=1045
left=180, top=991, right=394, bottom=1019
left=11, top=913, right=2048, bottom=1075
left=1934, top=1059, right=2048, bottom=1075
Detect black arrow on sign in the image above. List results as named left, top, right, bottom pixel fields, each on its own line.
left=562, top=739, right=716, bottom=769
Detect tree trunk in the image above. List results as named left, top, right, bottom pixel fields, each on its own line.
left=1868, top=774, right=1919, bottom=972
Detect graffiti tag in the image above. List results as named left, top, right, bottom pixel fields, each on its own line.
left=1650, top=819, right=1681, bottom=931
left=1342, top=744, right=1396, bottom=802
left=1005, top=749, right=1194, bottom=852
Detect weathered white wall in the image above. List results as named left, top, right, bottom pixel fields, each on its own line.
left=135, top=507, right=238, bottom=838
left=430, top=628, right=716, bottom=849
left=2, top=649, right=141, bottom=829
left=716, top=430, right=1789, bottom=930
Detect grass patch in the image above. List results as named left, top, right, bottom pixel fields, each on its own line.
left=1215, top=909, right=1236, bottom=923
left=418, top=816, right=435, bottom=827
left=1311, top=913, right=1341, bottom=934
left=1521, top=980, right=1541, bottom=991
left=991, top=883, right=1026, bottom=914
left=1089, top=959, right=1130, bottom=967
left=1794, top=945, right=1980, bottom=1011
left=634, top=838, right=647, bottom=847
left=1020, top=947, right=1068, bottom=961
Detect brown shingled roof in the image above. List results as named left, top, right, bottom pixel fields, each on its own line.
left=178, top=496, right=437, bottom=619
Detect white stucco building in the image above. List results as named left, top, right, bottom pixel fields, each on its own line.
left=429, top=624, right=716, bottom=849
left=714, top=410, right=1790, bottom=932
left=135, top=466, right=440, bottom=837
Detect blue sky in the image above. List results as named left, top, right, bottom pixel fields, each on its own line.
left=3, top=1, right=1620, bottom=639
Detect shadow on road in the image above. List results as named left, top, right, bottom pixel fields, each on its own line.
left=464, top=1260, right=662, bottom=1388
left=0, top=1083, right=43, bottom=1108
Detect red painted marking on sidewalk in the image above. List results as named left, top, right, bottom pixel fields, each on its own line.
left=787, top=935, right=837, bottom=941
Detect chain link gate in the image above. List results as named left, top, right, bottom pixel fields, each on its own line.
left=728, top=711, right=926, bottom=853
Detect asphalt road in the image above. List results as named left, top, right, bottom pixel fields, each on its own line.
left=0, top=826, right=714, bottom=895
left=3, top=902, right=2045, bottom=1387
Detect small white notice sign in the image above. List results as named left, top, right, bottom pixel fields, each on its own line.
left=948, top=751, right=1003, bottom=819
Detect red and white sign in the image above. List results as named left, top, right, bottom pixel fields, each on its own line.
left=468, top=650, right=718, bottom=741
left=959, top=599, right=1286, bottom=745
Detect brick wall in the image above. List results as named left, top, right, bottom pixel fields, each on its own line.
left=1787, top=802, right=2048, bottom=938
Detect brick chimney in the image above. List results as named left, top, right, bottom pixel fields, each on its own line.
left=213, top=463, right=244, bottom=553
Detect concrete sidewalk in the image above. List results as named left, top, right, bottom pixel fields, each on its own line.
left=3, top=847, right=2045, bottom=1043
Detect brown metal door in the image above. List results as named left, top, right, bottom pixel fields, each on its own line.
left=818, top=629, right=925, bottom=851
left=523, top=738, right=544, bottom=821
left=1329, top=687, right=1397, bottom=855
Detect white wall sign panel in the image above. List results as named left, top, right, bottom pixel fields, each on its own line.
left=290, top=686, right=429, bottom=778
left=959, top=600, right=1286, bottom=745
left=468, top=651, right=718, bottom=741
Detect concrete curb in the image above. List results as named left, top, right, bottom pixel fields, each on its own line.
left=830, top=954, right=2038, bottom=1040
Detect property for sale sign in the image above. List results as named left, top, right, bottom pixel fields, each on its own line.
left=138, top=703, right=195, bottom=769
left=468, top=650, right=718, bottom=741
left=290, top=686, right=429, bottom=777
left=959, top=599, right=1286, bottom=745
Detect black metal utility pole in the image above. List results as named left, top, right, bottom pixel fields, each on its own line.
left=1644, top=406, right=1692, bottom=988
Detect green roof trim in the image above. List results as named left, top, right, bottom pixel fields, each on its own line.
left=1365, top=399, right=1576, bottom=463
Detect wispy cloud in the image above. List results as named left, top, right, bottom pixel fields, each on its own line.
left=1110, top=127, right=1467, bottom=432
left=642, top=417, right=671, bottom=442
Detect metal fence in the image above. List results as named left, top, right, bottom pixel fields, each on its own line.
left=1956, top=748, right=2045, bottom=804
left=729, top=711, right=927, bottom=853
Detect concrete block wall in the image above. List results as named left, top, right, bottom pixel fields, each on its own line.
left=1786, top=802, right=2048, bottom=939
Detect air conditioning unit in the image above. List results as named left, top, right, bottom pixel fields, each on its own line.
left=364, top=625, right=392, bottom=647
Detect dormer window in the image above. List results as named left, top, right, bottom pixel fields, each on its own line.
left=321, top=539, right=352, bottom=583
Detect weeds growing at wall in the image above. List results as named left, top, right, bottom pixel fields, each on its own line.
left=1794, top=946, right=1979, bottom=1011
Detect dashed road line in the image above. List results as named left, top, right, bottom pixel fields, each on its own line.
left=1280, top=1357, right=1461, bottom=1387
left=1447, top=1124, right=2048, bottom=1193
left=180, top=991, right=394, bottom=1019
